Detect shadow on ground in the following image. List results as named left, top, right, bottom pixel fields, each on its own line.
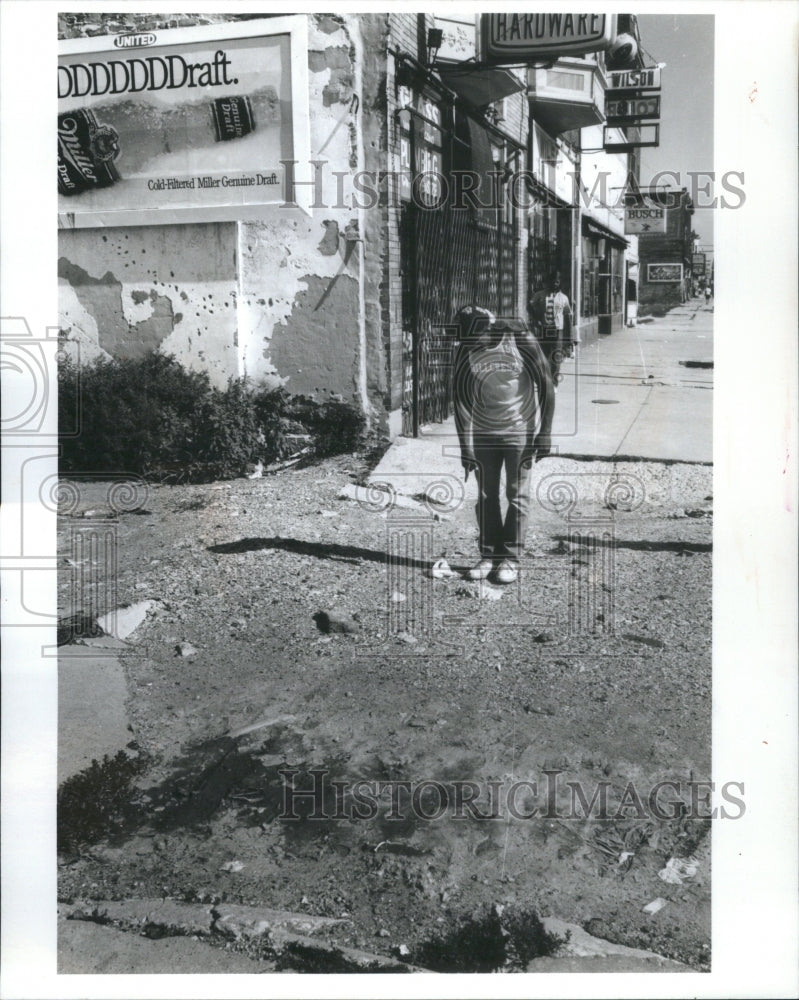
left=208, top=536, right=429, bottom=570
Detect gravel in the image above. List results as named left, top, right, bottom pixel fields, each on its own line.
left=57, top=453, right=713, bottom=970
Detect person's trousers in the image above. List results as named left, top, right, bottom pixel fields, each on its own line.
left=538, top=327, right=566, bottom=385
left=473, top=439, right=534, bottom=562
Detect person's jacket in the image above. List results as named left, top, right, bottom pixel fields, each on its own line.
left=452, top=312, right=555, bottom=466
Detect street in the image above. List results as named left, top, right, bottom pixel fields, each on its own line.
left=57, top=301, right=714, bottom=973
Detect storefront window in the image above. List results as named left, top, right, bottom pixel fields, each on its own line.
left=581, top=235, right=601, bottom=317
left=582, top=237, right=624, bottom=319
left=611, top=247, right=624, bottom=313
left=529, top=202, right=558, bottom=299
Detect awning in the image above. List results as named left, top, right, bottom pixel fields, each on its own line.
left=524, top=175, right=571, bottom=209
left=453, top=110, right=500, bottom=226
left=438, top=64, right=525, bottom=109
left=582, top=217, right=629, bottom=248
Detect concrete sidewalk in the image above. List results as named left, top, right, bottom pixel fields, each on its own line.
left=553, top=300, right=713, bottom=462
left=59, top=644, right=132, bottom=785
left=58, top=601, right=158, bottom=785
left=368, top=301, right=712, bottom=497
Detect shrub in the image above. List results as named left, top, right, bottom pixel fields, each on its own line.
left=58, top=353, right=214, bottom=476
left=58, top=352, right=366, bottom=483
left=412, top=903, right=566, bottom=972
left=267, top=391, right=366, bottom=457
left=186, top=378, right=261, bottom=481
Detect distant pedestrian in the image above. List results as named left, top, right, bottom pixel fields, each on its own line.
left=453, top=306, right=555, bottom=585
left=704, top=284, right=712, bottom=303
left=530, top=273, right=574, bottom=386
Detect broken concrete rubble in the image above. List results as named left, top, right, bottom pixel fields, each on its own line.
left=338, top=482, right=430, bottom=515
left=267, top=933, right=421, bottom=972
left=58, top=919, right=272, bottom=974
left=536, top=916, right=687, bottom=969
left=212, top=903, right=350, bottom=939
left=314, top=608, right=360, bottom=634
left=96, top=600, right=161, bottom=641
left=59, top=898, right=421, bottom=972
left=60, top=899, right=214, bottom=937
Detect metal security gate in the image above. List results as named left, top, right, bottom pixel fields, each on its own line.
left=401, top=200, right=517, bottom=436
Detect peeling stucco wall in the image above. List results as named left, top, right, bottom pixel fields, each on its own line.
left=57, top=13, right=390, bottom=417
left=357, top=15, right=391, bottom=423
left=58, top=223, right=240, bottom=385
left=235, top=14, right=372, bottom=406
left=267, top=273, right=360, bottom=397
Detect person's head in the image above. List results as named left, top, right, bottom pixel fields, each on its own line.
left=490, top=317, right=526, bottom=341
left=454, top=304, right=494, bottom=340
left=550, top=273, right=562, bottom=293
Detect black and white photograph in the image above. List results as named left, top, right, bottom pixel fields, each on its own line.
left=1, top=3, right=797, bottom=997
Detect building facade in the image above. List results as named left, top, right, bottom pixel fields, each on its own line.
left=58, top=12, right=387, bottom=425
left=57, top=12, right=657, bottom=439
left=636, top=188, right=695, bottom=315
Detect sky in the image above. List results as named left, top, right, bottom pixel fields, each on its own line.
left=636, top=14, right=715, bottom=248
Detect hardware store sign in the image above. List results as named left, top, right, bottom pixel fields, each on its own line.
left=482, top=13, right=615, bottom=61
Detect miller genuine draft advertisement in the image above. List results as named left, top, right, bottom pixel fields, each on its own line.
left=58, top=24, right=295, bottom=224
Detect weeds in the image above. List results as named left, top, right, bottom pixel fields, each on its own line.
left=412, top=903, right=566, bottom=972
left=58, top=750, right=149, bottom=855
left=58, top=354, right=366, bottom=484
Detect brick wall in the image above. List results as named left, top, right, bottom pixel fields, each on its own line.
left=503, top=90, right=529, bottom=320
left=382, top=14, right=533, bottom=418
left=58, top=12, right=272, bottom=39
left=384, top=14, right=423, bottom=414
left=359, top=14, right=392, bottom=418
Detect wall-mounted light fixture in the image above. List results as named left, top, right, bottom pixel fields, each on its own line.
left=426, top=27, right=443, bottom=66
left=484, top=105, right=505, bottom=126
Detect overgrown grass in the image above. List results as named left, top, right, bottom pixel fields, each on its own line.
left=58, top=353, right=366, bottom=483
left=412, top=903, right=567, bottom=972
left=57, top=750, right=149, bottom=855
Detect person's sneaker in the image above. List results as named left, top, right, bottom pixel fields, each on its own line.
left=467, top=558, right=494, bottom=580
left=494, top=560, right=519, bottom=584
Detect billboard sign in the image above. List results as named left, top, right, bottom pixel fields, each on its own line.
left=692, top=252, right=706, bottom=275
left=624, top=199, right=667, bottom=233
left=58, top=18, right=311, bottom=227
left=647, top=263, right=683, bottom=283
left=481, top=13, right=616, bottom=62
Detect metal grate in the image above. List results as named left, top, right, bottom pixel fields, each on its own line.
left=401, top=202, right=517, bottom=436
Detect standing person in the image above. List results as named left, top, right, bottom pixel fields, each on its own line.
left=453, top=306, right=555, bottom=584
left=530, top=273, right=574, bottom=386
left=704, top=283, right=712, bottom=304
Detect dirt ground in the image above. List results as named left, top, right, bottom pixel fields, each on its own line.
left=57, top=449, right=713, bottom=972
